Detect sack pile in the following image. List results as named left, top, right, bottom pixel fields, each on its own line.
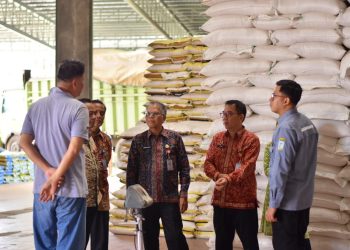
left=201, top=0, right=350, bottom=249
left=0, top=151, right=33, bottom=184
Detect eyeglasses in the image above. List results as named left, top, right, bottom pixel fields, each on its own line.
left=143, top=111, right=163, bottom=117
left=220, top=111, right=238, bottom=118
left=271, top=93, right=286, bottom=99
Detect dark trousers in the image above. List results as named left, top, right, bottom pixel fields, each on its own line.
left=213, top=206, right=259, bottom=250
left=272, top=208, right=311, bottom=250
left=142, top=203, right=189, bottom=250
left=85, top=207, right=109, bottom=250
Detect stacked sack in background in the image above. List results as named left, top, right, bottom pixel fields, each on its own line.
left=110, top=37, right=220, bottom=239
left=201, top=0, right=350, bottom=249
left=0, top=151, right=34, bottom=184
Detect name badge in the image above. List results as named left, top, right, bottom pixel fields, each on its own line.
left=167, top=158, right=174, bottom=171
left=235, top=162, right=241, bottom=169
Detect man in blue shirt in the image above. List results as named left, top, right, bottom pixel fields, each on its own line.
left=20, top=60, right=89, bottom=250
left=266, top=80, right=318, bottom=250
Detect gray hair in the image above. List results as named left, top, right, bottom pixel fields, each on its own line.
left=145, top=101, right=167, bottom=117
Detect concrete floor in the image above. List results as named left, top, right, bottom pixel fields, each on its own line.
left=0, top=182, right=208, bottom=250
left=0, top=182, right=277, bottom=250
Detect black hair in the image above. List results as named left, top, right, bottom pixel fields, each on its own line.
left=79, top=98, right=92, bottom=104
left=57, top=60, right=85, bottom=81
left=225, top=100, right=247, bottom=121
left=276, top=80, right=302, bottom=105
left=92, top=99, right=106, bottom=111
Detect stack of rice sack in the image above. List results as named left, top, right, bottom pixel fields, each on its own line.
left=200, top=0, right=350, bottom=249
left=0, top=151, right=34, bottom=184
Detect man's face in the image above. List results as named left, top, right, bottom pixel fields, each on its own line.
left=86, top=103, right=97, bottom=132
left=222, top=104, right=244, bottom=131
left=270, top=85, right=287, bottom=114
left=94, top=103, right=106, bottom=128
left=145, top=105, right=165, bottom=130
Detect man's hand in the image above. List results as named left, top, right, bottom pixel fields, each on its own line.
left=215, top=177, right=228, bottom=191
left=40, top=176, right=60, bottom=202
left=179, top=197, right=188, bottom=213
left=45, top=167, right=64, bottom=188
left=265, top=207, right=278, bottom=222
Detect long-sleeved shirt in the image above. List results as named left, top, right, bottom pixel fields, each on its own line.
left=204, top=128, right=260, bottom=209
left=84, top=137, right=99, bottom=207
left=92, top=130, right=112, bottom=211
left=126, top=128, right=190, bottom=203
left=269, top=108, right=318, bottom=210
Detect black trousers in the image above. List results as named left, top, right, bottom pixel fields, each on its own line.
left=213, top=206, right=259, bottom=250
left=142, top=203, right=189, bottom=250
left=272, top=208, right=311, bottom=250
left=85, top=207, right=109, bottom=250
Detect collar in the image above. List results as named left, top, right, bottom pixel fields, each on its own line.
left=224, top=126, right=245, bottom=140
left=277, top=108, right=298, bottom=126
left=50, top=87, right=73, bottom=98
left=147, top=127, right=169, bottom=139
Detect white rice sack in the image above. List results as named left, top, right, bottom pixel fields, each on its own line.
left=111, top=187, right=126, bottom=200
left=343, top=27, right=350, bottom=39
left=120, top=123, right=148, bottom=139
left=109, top=218, right=136, bottom=228
left=182, top=221, right=196, bottom=232
left=147, top=95, right=189, bottom=105
left=110, top=208, right=131, bottom=220
left=308, top=222, right=350, bottom=240
left=300, top=88, right=350, bottom=106
left=336, top=137, right=350, bottom=156
left=340, top=51, right=350, bottom=78
left=110, top=198, right=125, bottom=209
left=244, top=115, right=277, bottom=132
left=258, top=144, right=267, bottom=161
left=207, top=119, right=225, bottom=138
left=202, top=74, right=251, bottom=90
left=310, top=235, right=350, bottom=250
left=249, top=103, right=279, bottom=118
left=202, top=58, right=271, bottom=77
left=294, top=75, right=340, bottom=90
left=313, top=192, right=343, bottom=210
left=343, top=38, right=350, bottom=49
left=271, top=29, right=342, bottom=46
left=289, top=42, right=346, bottom=60
left=312, top=119, right=350, bottom=138
left=252, top=14, right=295, bottom=30
left=298, top=103, right=349, bottom=121
left=206, top=87, right=271, bottom=106
left=201, top=15, right=253, bottom=32
left=252, top=45, right=299, bottom=61
left=276, top=0, right=346, bottom=15
left=256, top=174, right=269, bottom=191
left=147, top=64, right=186, bottom=73
left=202, top=0, right=231, bottom=6
left=318, top=135, right=338, bottom=154
left=144, top=80, right=185, bottom=89
left=338, top=166, right=350, bottom=181
left=197, top=205, right=213, bottom=215
left=188, top=181, right=214, bottom=196
left=314, top=178, right=350, bottom=198
left=271, top=59, right=340, bottom=76
left=248, top=73, right=295, bottom=89
left=196, top=221, right=214, bottom=232
left=256, top=131, right=274, bottom=145
left=316, top=163, right=347, bottom=187
left=293, top=12, right=338, bottom=29
left=109, top=225, right=136, bottom=235
left=202, top=28, right=270, bottom=47
left=255, top=161, right=264, bottom=175
left=188, top=193, right=200, bottom=203
left=336, top=7, right=350, bottom=26
left=317, top=148, right=348, bottom=167
left=149, top=48, right=189, bottom=58
left=340, top=198, right=350, bottom=211
left=205, top=0, right=274, bottom=17
left=257, top=189, right=266, bottom=204
left=203, top=45, right=253, bottom=61
left=338, top=76, right=350, bottom=91
left=196, top=193, right=213, bottom=207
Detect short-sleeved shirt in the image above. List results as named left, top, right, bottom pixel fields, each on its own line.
left=269, top=108, right=318, bottom=210
left=21, top=87, right=89, bottom=197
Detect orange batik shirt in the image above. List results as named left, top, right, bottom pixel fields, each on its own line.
left=204, top=128, right=260, bottom=209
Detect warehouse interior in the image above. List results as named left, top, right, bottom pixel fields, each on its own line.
left=1, top=0, right=350, bottom=249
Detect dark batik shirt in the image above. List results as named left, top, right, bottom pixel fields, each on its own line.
left=92, top=130, right=112, bottom=211
left=127, top=128, right=190, bottom=203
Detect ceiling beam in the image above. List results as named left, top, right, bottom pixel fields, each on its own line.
left=126, top=0, right=191, bottom=39
left=0, top=0, right=55, bottom=48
